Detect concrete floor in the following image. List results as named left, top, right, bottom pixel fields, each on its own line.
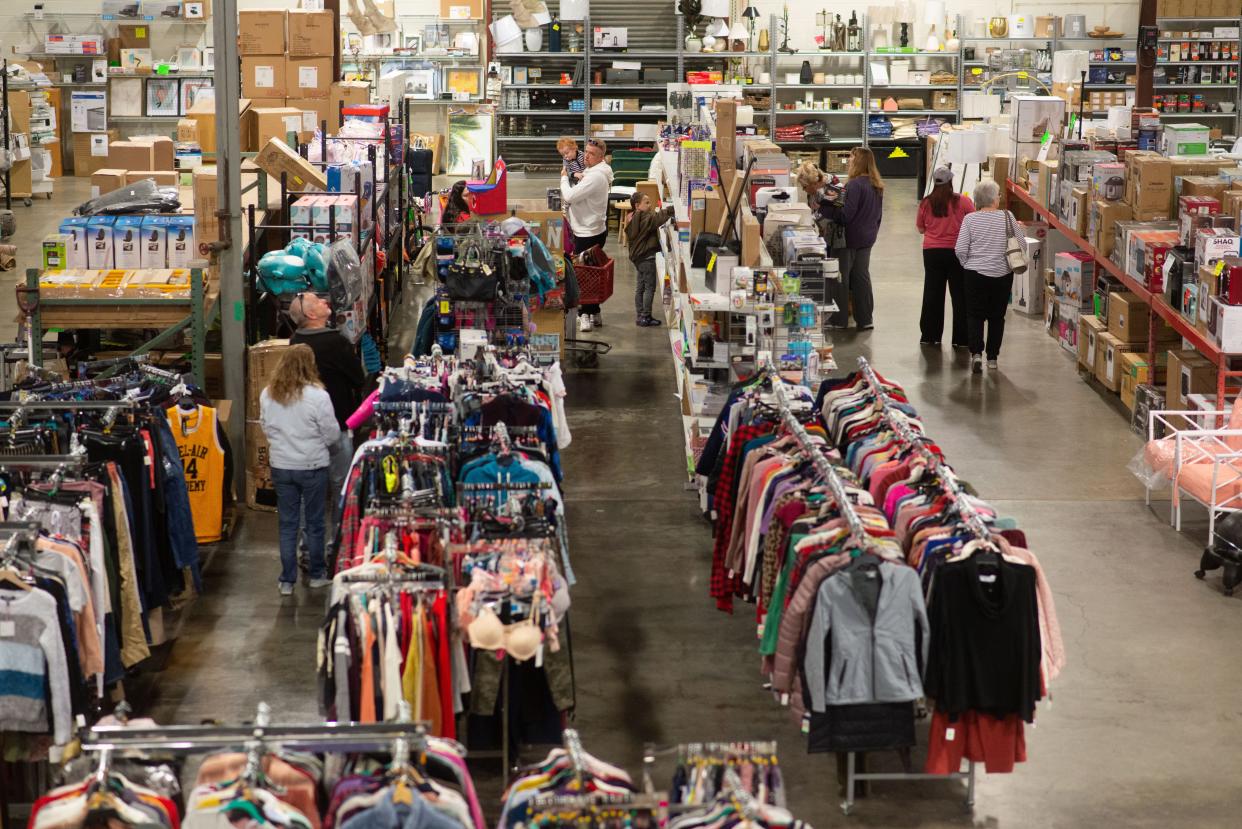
left=7, top=175, right=1238, bottom=827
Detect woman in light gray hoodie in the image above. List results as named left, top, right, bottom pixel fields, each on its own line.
left=260, top=344, right=341, bottom=595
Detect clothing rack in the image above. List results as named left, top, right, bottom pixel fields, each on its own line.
left=855, top=357, right=994, bottom=543
left=640, top=741, right=778, bottom=796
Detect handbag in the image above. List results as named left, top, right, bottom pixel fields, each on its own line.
left=1004, top=211, right=1028, bottom=275
left=445, top=242, right=498, bottom=301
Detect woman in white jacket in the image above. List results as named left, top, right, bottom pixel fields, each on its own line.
left=260, top=344, right=341, bottom=595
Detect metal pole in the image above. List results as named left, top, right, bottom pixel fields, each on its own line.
left=213, top=0, right=246, bottom=499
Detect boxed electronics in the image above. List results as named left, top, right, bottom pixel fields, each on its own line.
left=1208, top=296, right=1242, bottom=351
left=1126, top=154, right=1172, bottom=211
left=161, top=215, right=196, bottom=267
left=593, top=27, right=628, bottom=48
left=70, top=91, right=107, bottom=132
left=1090, top=200, right=1132, bottom=256
left=1055, top=251, right=1096, bottom=309
left=643, top=68, right=675, bottom=83
left=1107, top=291, right=1150, bottom=341
left=1195, top=227, right=1240, bottom=269
left=1079, top=314, right=1107, bottom=370
left=45, top=34, right=104, bottom=55
left=113, top=215, right=145, bottom=268
left=604, top=68, right=640, bottom=83
left=1067, top=186, right=1090, bottom=234
left=1162, top=123, right=1211, bottom=156
left=1091, top=161, right=1126, bottom=201
left=1166, top=348, right=1217, bottom=411
left=1095, top=332, right=1143, bottom=392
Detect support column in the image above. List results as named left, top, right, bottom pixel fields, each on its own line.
left=1137, top=0, right=1157, bottom=108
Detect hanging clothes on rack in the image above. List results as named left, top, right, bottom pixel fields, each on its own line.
left=498, top=730, right=635, bottom=829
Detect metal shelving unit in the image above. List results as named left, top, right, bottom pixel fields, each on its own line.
left=1151, top=15, right=1241, bottom=133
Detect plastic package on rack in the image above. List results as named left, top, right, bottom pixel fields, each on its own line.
left=1128, top=445, right=1172, bottom=490
left=326, top=239, right=367, bottom=343
left=38, top=268, right=193, bottom=300
left=74, top=180, right=181, bottom=216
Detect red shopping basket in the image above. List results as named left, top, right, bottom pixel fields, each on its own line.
left=575, top=245, right=614, bottom=306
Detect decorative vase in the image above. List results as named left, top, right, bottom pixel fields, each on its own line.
left=989, top=16, right=1008, bottom=38
left=925, top=24, right=940, bottom=51
left=758, top=29, right=770, bottom=51
left=702, top=35, right=718, bottom=51
left=899, top=23, right=909, bottom=47
left=685, top=35, right=703, bottom=52
left=946, top=30, right=960, bottom=51
left=524, top=27, right=543, bottom=51
left=799, top=60, right=813, bottom=84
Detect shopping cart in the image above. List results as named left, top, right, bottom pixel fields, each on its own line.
left=565, top=247, right=614, bottom=368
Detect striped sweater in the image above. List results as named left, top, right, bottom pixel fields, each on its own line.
left=0, top=590, right=71, bottom=744
left=955, top=209, right=1022, bottom=278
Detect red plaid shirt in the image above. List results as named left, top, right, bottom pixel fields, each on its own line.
left=710, top=423, right=774, bottom=612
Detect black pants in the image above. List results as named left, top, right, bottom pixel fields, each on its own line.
left=920, top=248, right=967, bottom=346
left=634, top=256, right=657, bottom=318
left=965, top=269, right=1014, bottom=360
left=828, top=246, right=874, bottom=327
left=573, top=229, right=608, bottom=314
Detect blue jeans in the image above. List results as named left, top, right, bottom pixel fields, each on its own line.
left=273, top=466, right=328, bottom=583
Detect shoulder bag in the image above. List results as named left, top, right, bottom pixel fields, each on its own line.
left=1003, top=211, right=1028, bottom=275
left=445, top=241, right=498, bottom=302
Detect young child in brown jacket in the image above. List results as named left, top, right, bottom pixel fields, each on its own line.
left=626, top=193, right=676, bottom=326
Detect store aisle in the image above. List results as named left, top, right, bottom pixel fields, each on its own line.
left=131, top=177, right=1242, bottom=827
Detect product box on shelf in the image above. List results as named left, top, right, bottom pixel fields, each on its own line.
left=1080, top=314, right=1107, bottom=371
left=1108, top=291, right=1150, bottom=342
left=112, top=215, right=144, bottom=269
left=140, top=215, right=166, bottom=270
left=239, top=10, right=287, bottom=56
left=1126, top=153, right=1171, bottom=211
left=1120, top=352, right=1155, bottom=411
left=251, top=107, right=311, bottom=150
left=1090, top=200, right=1132, bottom=256
left=1034, top=159, right=1058, bottom=209
left=313, top=196, right=358, bottom=244
left=287, top=9, right=333, bottom=57
left=1043, top=285, right=1056, bottom=332
left=1055, top=251, right=1096, bottom=309
left=1146, top=240, right=1176, bottom=293
left=161, top=216, right=196, bottom=267
left=1096, top=332, right=1144, bottom=392
left=1166, top=348, right=1217, bottom=411
left=192, top=165, right=217, bottom=253
left=86, top=216, right=115, bottom=270
left=246, top=339, right=291, bottom=420
left=1012, top=95, right=1067, bottom=143
left=1057, top=301, right=1080, bottom=353
left=90, top=169, right=127, bottom=199
left=242, top=57, right=287, bottom=100
left=1067, top=186, right=1090, bottom=234
left=1208, top=296, right=1242, bottom=352
left=1196, top=263, right=1222, bottom=333
left=1163, top=124, right=1211, bottom=157
left=59, top=218, right=89, bottom=269
left=41, top=235, right=68, bottom=271
left=287, top=57, right=332, bottom=99
left=1195, top=228, right=1240, bottom=270
left=255, top=137, right=327, bottom=191
left=106, top=140, right=155, bottom=172
left=1162, top=247, right=1195, bottom=311
left=1181, top=175, right=1228, bottom=203
left=1091, top=162, right=1126, bottom=202
left=1132, top=382, right=1166, bottom=437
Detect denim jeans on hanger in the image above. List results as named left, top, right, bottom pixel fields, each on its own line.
left=273, top=466, right=329, bottom=584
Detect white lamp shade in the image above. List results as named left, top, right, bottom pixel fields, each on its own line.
left=706, top=18, right=731, bottom=38
left=490, top=15, right=523, bottom=46
left=923, top=0, right=945, bottom=25
left=700, top=0, right=730, bottom=18
left=1052, top=50, right=1090, bottom=83
left=560, top=0, right=588, bottom=21
left=945, top=130, right=990, bottom=164
left=731, top=22, right=750, bottom=40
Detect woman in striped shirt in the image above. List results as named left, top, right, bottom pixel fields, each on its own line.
left=954, top=179, right=1021, bottom=374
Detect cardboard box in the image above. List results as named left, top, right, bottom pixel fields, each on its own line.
left=331, top=82, right=371, bottom=120
left=59, top=218, right=89, bottom=269
left=1090, top=199, right=1132, bottom=257
left=1096, top=331, right=1144, bottom=392
left=1163, top=123, right=1211, bottom=156
left=440, top=0, right=483, bottom=18
left=242, top=57, right=286, bottom=99
left=1080, top=314, right=1107, bottom=370
left=1055, top=251, right=1096, bottom=308
left=255, top=137, right=327, bottom=191
left=1091, top=162, right=1126, bottom=202
left=129, top=135, right=175, bottom=170
left=741, top=211, right=761, bottom=267
left=106, top=140, right=155, bottom=172
left=187, top=98, right=252, bottom=155
left=246, top=339, right=291, bottom=420
left=86, top=216, right=115, bottom=270
left=112, top=215, right=144, bottom=269
left=90, top=168, right=127, bottom=199
left=192, top=165, right=217, bottom=254
left=1068, top=186, right=1090, bottom=235
left=1058, top=301, right=1080, bottom=353
left=117, top=24, right=150, bottom=49
left=140, top=215, right=166, bottom=269
left=71, top=129, right=119, bottom=177
left=124, top=170, right=178, bottom=186
left=251, top=107, right=313, bottom=150
left=239, top=10, right=286, bottom=56
left=1166, top=348, right=1217, bottom=410
left=1208, top=295, right=1242, bottom=352
left=244, top=420, right=275, bottom=511
left=286, top=57, right=331, bottom=99
left=1035, top=159, right=1059, bottom=209
left=287, top=10, right=334, bottom=57
left=1120, top=352, right=1149, bottom=410
left=1012, top=94, right=1066, bottom=143
left=1108, top=291, right=1151, bottom=341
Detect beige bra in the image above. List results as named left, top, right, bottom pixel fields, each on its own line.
left=467, top=594, right=543, bottom=661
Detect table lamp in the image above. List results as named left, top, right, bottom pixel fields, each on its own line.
left=924, top=0, right=945, bottom=51
left=743, top=5, right=760, bottom=52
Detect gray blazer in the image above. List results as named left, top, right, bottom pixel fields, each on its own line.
left=804, top=559, right=930, bottom=711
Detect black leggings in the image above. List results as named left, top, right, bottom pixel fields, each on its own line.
left=965, top=269, right=1014, bottom=360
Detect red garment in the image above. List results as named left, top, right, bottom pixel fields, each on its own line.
left=916, top=194, right=975, bottom=249
left=924, top=709, right=1026, bottom=774
left=710, top=424, right=775, bottom=612
left=432, top=593, right=456, bottom=739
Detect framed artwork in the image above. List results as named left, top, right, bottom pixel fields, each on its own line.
left=405, top=69, right=437, bottom=100
left=343, top=32, right=364, bottom=54
left=177, top=47, right=201, bottom=69
left=146, top=78, right=180, bottom=117
left=403, top=34, right=423, bottom=53
left=202, top=47, right=214, bottom=71
left=446, top=68, right=480, bottom=97
left=180, top=79, right=213, bottom=114
left=447, top=109, right=494, bottom=175
left=424, top=24, right=449, bottom=50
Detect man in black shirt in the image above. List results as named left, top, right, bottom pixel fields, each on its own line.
left=289, top=292, right=366, bottom=544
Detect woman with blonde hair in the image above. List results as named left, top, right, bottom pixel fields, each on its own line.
left=817, top=147, right=884, bottom=329
left=260, top=344, right=341, bottom=595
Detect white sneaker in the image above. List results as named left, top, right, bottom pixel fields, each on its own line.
left=592, top=313, right=603, bottom=328
left=987, top=359, right=998, bottom=370
left=278, top=582, right=294, bottom=596
left=577, top=314, right=593, bottom=332
left=307, top=577, right=333, bottom=589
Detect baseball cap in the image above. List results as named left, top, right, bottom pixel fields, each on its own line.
left=933, top=167, right=954, bottom=185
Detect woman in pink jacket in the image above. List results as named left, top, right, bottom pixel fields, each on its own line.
left=916, top=167, right=975, bottom=348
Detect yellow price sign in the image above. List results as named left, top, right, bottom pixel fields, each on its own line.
left=707, top=253, right=718, bottom=271
left=1216, top=260, right=1227, bottom=276
left=1017, top=71, right=1029, bottom=79
left=971, top=67, right=983, bottom=75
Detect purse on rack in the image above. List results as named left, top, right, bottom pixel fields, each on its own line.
left=1004, top=211, right=1028, bottom=275
left=445, top=242, right=499, bottom=301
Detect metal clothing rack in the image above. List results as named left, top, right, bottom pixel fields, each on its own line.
left=855, top=357, right=993, bottom=543
left=770, top=367, right=977, bottom=815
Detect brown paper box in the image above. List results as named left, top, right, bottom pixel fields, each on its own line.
left=125, top=170, right=178, bottom=186
left=242, top=57, right=287, bottom=100
left=107, top=141, right=155, bottom=171
left=239, top=10, right=287, bottom=56
left=251, top=107, right=313, bottom=150
left=286, top=57, right=332, bottom=99
left=741, top=212, right=761, bottom=267
left=130, top=135, right=175, bottom=170
left=287, top=10, right=335, bottom=57
left=1107, top=292, right=1151, bottom=342
left=1166, top=348, right=1217, bottom=411
left=255, top=137, right=328, bottom=191
left=193, top=165, right=218, bottom=255
left=90, top=169, right=128, bottom=198
left=246, top=339, right=291, bottom=421
left=118, top=24, right=150, bottom=49
left=71, top=129, right=119, bottom=176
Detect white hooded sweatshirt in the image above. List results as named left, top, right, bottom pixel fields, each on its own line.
left=560, top=161, right=614, bottom=238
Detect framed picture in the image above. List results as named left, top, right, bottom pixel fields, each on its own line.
left=146, top=77, right=180, bottom=117
left=343, top=32, right=364, bottom=54
left=177, top=47, right=201, bottom=69
left=202, top=47, right=214, bottom=71
left=363, top=32, right=396, bottom=53
left=180, top=79, right=213, bottom=114
left=405, top=69, right=437, bottom=100
left=403, top=34, right=423, bottom=53
left=447, top=109, right=493, bottom=175
left=424, top=24, right=449, bottom=50
left=446, top=69, right=480, bottom=98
